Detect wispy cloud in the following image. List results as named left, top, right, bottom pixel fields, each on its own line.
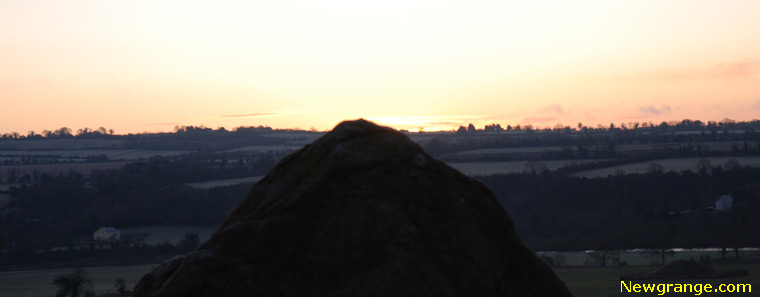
left=144, top=122, right=179, bottom=126
left=539, top=104, right=565, bottom=114
left=753, top=98, right=760, bottom=110
left=611, top=59, right=760, bottom=81
left=221, top=112, right=278, bottom=118
left=216, top=109, right=320, bottom=120
left=368, top=115, right=490, bottom=131
left=639, top=105, right=672, bottom=115
left=521, top=116, right=556, bottom=124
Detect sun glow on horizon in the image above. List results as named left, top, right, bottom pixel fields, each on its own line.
left=2, top=0, right=760, bottom=135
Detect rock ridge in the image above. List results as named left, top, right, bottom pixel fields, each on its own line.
left=134, top=119, right=572, bottom=297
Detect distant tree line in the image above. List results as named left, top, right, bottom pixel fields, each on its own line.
left=0, top=153, right=276, bottom=264
left=0, top=124, right=315, bottom=140
left=427, top=120, right=760, bottom=161
left=477, top=165, right=760, bottom=252
left=455, top=118, right=758, bottom=134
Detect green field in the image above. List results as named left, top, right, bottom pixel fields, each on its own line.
left=572, top=157, right=760, bottom=178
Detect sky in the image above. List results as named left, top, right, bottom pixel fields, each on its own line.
left=2, top=0, right=760, bottom=134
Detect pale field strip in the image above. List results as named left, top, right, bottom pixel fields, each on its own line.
left=0, top=139, right=126, bottom=150
left=0, top=150, right=188, bottom=160
left=0, top=162, right=127, bottom=177
left=118, top=226, right=217, bottom=246
left=537, top=249, right=760, bottom=267
left=221, top=145, right=302, bottom=153
left=184, top=161, right=594, bottom=189
left=450, top=142, right=749, bottom=157
left=447, top=160, right=602, bottom=176
left=185, top=176, right=264, bottom=189
left=571, top=156, right=760, bottom=178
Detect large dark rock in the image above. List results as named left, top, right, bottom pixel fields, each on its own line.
left=134, top=119, right=572, bottom=297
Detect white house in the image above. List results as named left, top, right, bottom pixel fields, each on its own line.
left=715, top=195, right=733, bottom=211
left=93, top=226, right=121, bottom=241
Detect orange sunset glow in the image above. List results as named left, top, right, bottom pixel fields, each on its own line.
left=2, top=0, right=759, bottom=134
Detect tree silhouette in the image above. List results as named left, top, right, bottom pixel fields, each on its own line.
left=179, top=232, right=200, bottom=252
left=53, top=267, right=93, bottom=297
left=115, top=277, right=127, bottom=294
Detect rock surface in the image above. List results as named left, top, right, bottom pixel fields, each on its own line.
left=133, top=119, right=572, bottom=297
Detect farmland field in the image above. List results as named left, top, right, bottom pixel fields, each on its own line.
left=119, top=225, right=217, bottom=246
left=445, top=141, right=752, bottom=158
left=0, top=149, right=188, bottom=160
left=555, top=255, right=760, bottom=297
left=0, top=139, right=127, bottom=150
left=0, top=162, right=127, bottom=178
left=447, top=160, right=601, bottom=176
left=572, top=156, right=760, bottom=178
left=0, top=194, right=11, bottom=208
left=2, top=251, right=757, bottom=297
left=538, top=249, right=760, bottom=267
left=222, top=145, right=302, bottom=153
left=262, top=132, right=322, bottom=144
left=185, top=176, right=263, bottom=189
left=446, top=147, right=561, bottom=157
left=0, top=264, right=156, bottom=297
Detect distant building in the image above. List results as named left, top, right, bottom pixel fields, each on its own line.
left=715, top=195, right=733, bottom=211
left=93, top=226, right=120, bottom=241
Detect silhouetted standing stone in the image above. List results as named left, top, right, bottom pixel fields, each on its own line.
left=134, top=119, right=572, bottom=297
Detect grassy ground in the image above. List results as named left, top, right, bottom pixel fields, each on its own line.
left=555, top=254, right=760, bottom=296
left=2, top=255, right=756, bottom=297
left=0, top=264, right=156, bottom=297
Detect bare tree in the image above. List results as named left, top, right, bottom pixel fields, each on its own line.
left=696, top=158, right=712, bottom=175
left=585, top=250, right=620, bottom=267
left=53, top=267, right=93, bottom=297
